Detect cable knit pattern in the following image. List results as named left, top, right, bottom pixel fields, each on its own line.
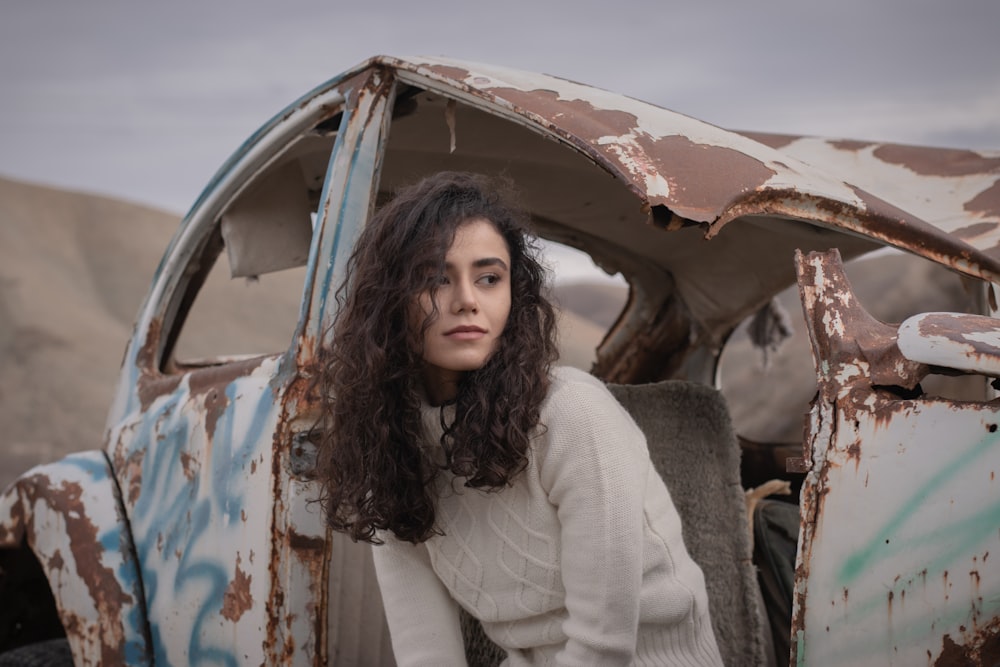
left=372, top=367, right=723, bottom=666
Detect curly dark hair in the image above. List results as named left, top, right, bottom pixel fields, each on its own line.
left=315, top=172, right=559, bottom=544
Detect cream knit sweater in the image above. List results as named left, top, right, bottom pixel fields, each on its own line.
left=372, top=367, right=723, bottom=666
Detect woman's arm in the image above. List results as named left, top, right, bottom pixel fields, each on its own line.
left=371, top=535, right=469, bottom=667
left=538, top=376, right=656, bottom=665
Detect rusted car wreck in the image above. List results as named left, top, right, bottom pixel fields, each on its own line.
left=2, top=55, right=999, bottom=666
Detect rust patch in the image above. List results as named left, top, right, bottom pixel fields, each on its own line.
left=48, top=548, right=64, bottom=571
left=489, top=87, right=640, bottom=139
left=202, top=388, right=229, bottom=445
left=137, top=373, right=182, bottom=414
left=850, top=185, right=995, bottom=272
left=967, top=178, right=1000, bottom=220
left=831, top=139, right=877, bottom=152
left=181, top=360, right=269, bottom=446
left=179, top=452, right=197, bottom=482
left=221, top=554, right=253, bottom=622
left=915, top=313, right=1000, bottom=356
left=185, top=355, right=267, bottom=397
left=797, top=249, right=929, bottom=393
left=874, top=144, right=1000, bottom=178
left=125, top=450, right=144, bottom=505
left=641, top=135, right=777, bottom=223
left=935, top=616, right=1000, bottom=666
left=0, top=488, right=27, bottom=546
left=464, top=85, right=780, bottom=225
left=718, top=184, right=1000, bottom=285
left=18, top=476, right=132, bottom=665
left=845, top=440, right=862, bottom=471
left=135, top=317, right=163, bottom=372
left=736, top=131, right=799, bottom=150
left=288, top=529, right=325, bottom=552
left=418, top=63, right=474, bottom=83
left=952, top=221, right=998, bottom=241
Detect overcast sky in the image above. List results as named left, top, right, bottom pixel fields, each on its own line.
left=2, top=0, right=998, bottom=215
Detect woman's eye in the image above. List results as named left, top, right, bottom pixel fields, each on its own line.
left=479, top=274, right=501, bottom=286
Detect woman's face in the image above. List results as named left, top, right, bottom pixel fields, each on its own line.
left=414, top=218, right=512, bottom=402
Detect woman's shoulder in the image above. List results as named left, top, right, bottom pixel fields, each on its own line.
left=536, top=367, right=648, bottom=465
left=542, top=366, right=622, bottom=419
left=547, top=365, right=607, bottom=394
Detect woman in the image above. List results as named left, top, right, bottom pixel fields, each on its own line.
left=316, top=172, right=722, bottom=666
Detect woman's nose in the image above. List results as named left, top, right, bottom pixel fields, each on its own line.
left=452, top=280, right=478, bottom=313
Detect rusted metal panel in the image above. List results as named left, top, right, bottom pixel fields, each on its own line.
left=0, top=452, right=149, bottom=665
left=107, top=358, right=282, bottom=666
left=380, top=56, right=1000, bottom=286
left=793, top=249, right=1000, bottom=665
left=899, top=311, right=1000, bottom=377
left=95, top=66, right=396, bottom=666
left=740, top=134, right=1000, bottom=258
left=306, top=66, right=396, bottom=354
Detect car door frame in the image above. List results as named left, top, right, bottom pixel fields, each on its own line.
left=98, top=63, right=395, bottom=666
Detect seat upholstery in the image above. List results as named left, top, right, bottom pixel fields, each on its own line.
left=609, top=380, right=770, bottom=667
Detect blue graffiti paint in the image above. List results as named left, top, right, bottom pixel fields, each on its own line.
left=122, top=369, right=280, bottom=666
left=210, top=383, right=276, bottom=526
left=61, top=451, right=109, bottom=482
left=315, top=104, right=355, bottom=331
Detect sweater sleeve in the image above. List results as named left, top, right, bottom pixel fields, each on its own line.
left=537, top=373, right=652, bottom=666
left=371, top=534, right=468, bottom=667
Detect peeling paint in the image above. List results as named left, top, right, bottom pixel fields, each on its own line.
left=221, top=554, right=253, bottom=622
left=793, top=250, right=1000, bottom=666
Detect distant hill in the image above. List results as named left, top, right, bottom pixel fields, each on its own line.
left=0, top=177, right=178, bottom=489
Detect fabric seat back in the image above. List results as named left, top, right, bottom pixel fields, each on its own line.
left=609, top=380, right=771, bottom=667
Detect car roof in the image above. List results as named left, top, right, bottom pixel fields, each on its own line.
left=379, top=55, right=1000, bottom=271
left=212, top=55, right=1000, bottom=345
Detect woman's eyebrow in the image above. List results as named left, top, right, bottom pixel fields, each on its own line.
left=473, top=257, right=509, bottom=270
left=444, top=257, right=510, bottom=271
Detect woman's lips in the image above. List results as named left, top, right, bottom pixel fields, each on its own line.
left=444, top=325, right=486, bottom=340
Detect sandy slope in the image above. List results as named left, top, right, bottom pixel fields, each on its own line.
left=0, top=177, right=179, bottom=488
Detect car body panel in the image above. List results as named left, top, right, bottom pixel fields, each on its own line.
left=0, top=451, right=149, bottom=665
left=94, top=68, right=396, bottom=667
left=898, top=311, right=1000, bottom=376
left=793, top=249, right=1000, bottom=665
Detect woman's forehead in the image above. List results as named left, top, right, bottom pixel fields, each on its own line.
left=446, top=218, right=510, bottom=259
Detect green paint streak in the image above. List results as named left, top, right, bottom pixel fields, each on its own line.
left=838, top=430, right=999, bottom=586
left=805, top=427, right=1000, bottom=664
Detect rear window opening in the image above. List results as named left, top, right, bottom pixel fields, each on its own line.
left=718, top=248, right=985, bottom=447
left=163, top=115, right=339, bottom=370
